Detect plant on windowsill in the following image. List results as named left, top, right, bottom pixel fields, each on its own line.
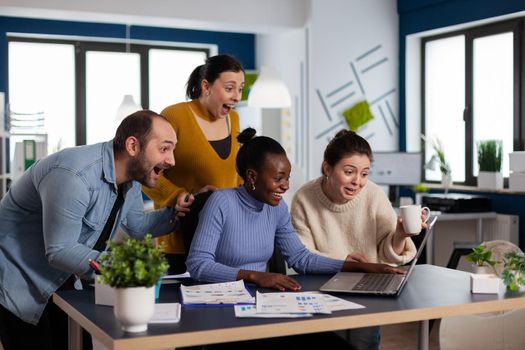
left=465, top=244, right=498, bottom=274
left=502, top=251, right=525, bottom=292
left=477, top=140, right=503, bottom=190
left=98, top=234, right=168, bottom=332
left=422, top=135, right=452, bottom=189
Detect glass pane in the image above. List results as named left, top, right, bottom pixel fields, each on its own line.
left=86, top=51, right=140, bottom=144
left=473, top=32, right=513, bottom=177
left=149, top=49, right=207, bottom=113
left=424, top=35, right=465, bottom=182
left=8, top=41, right=75, bottom=158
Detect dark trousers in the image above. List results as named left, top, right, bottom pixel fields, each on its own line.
left=0, top=278, right=92, bottom=350
left=0, top=301, right=69, bottom=350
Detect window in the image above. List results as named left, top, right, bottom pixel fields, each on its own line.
left=8, top=37, right=210, bottom=151
left=8, top=41, right=75, bottom=155
left=86, top=51, right=141, bottom=144
left=422, top=19, right=523, bottom=185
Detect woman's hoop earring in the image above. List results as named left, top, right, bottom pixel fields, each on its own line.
left=251, top=181, right=256, bottom=191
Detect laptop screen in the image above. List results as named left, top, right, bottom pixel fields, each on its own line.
left=397, top=215, right=438, bottom=291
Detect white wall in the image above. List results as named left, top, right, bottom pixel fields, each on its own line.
left=256, top=0, right=399, bottom=179
left=255, top=29, right=307, bottom=174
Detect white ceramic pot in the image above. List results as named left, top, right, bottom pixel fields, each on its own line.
left=114, top=286, right=155, bottom=332
left=441, top=173, right=452, bottom=188
left=477, top=171, right=503, bottom=190
left=471, top=264, right=494, bottom=274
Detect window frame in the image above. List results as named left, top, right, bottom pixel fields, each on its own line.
left=7, top=36, right=211, bottom=145
left=421, top=18, right=525, bottom=186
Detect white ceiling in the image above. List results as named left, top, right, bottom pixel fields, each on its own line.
left=0, top=0, right=310, bottom=33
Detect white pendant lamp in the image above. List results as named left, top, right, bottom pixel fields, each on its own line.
left=115, top=24, right=142, bottom=122
left=247, top=66, right=292, bottom=108
left=115, top=94, right=142, bottom=122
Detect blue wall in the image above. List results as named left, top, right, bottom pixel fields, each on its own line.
left=0, top=16, right=255, bottom=98
left=398, top=0, right=525, bottom=249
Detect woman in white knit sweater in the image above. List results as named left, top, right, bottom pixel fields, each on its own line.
left=290, top=129, right=421, bottom=350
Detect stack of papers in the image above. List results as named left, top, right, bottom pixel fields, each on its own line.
left=180, top=280, right=255, bottom=305
left=149, top=303, right=181, bottom=323
left=234, top=292, right=365, bottom=318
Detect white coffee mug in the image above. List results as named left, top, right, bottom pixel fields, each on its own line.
left=399, top=204, right=430, bottom=235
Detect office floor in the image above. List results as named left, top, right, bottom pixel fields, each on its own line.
left=380, top=320, right=440, bottom=349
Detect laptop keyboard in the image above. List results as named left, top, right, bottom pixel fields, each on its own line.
left=352, top=273, right=395, bottom=291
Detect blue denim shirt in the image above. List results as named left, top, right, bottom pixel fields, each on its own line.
left=0, top=141, right=177, bottom=324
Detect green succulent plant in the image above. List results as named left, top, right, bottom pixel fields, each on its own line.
left=465, top=244, right=497, bottom=268
left=502, top=251, right=525, bottom=292
left=98, top=234, right=168, bottom=288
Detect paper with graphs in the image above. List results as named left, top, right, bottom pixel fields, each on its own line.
left=180, top=280, right=254, bottom=305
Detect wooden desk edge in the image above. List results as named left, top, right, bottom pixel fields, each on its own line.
left=55, top=294, right=525, bottom=350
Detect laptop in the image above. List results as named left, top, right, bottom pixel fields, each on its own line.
left=320, top=216, right=438, bottom=296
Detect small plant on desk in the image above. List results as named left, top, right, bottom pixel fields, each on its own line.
left=466, top=244, right=497, bottom=274
left=502, top=251, right=525, bottom=292
left=98, top=234, right=168, bottom=288
left=98, top=234, right=169, bottom=332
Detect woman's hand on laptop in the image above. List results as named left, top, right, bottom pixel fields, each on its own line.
left=342, top=261, right=406, bottom=275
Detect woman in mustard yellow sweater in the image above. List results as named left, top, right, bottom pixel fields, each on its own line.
left=142, top=54, right=245, bottom=273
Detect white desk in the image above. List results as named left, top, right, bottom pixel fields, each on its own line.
left=426, top=211, right=497, bottom=265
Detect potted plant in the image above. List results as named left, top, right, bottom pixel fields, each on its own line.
left=465, top=244, right=497, bottom=274
left=98, top=234, right=168, bottom=332
left=502, top=251, right=525, bottom=292
left=477, top=140, right=503, bottom=190
left=422, top=135, right=452, bottom=189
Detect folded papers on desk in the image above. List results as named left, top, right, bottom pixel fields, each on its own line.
left=148, top=303, right=181, bottom=323
left=180, top=280, right=254, bottom=305
left=256, top=291, right=331, bottom=314
left=235, top=305, right=312, bottom=318
left=234, top=292, right=365, bottom=318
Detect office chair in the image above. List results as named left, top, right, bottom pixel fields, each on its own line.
left=440, top=309, right=525, bottom=349
left=440, top=240, right=524, bottom=349
left=446, top=241, right=481, bottom=270
left=179, top=190, right=214, bottom=264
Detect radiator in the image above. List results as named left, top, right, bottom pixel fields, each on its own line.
left=482, top=214, right=519, bottom=245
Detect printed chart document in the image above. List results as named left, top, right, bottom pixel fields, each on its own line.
left=181, top=280, right=254, bottom=305
left=149, top=303, right=181, bottom=323
left=255, top=291, right=331, bottom=314
left=301, top=292, right=366, bottom=312
left=234, top=305, right=312, bottom=318
left=235, top=292, right=365, bottom=318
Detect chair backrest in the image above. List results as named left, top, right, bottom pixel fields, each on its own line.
left=482, top=240, right=523, bottom=276
left=440, top=309, right=525, bottom=349
left=179, top=190, right=214, bottom=259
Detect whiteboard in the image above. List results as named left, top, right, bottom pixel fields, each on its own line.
left=368, top=152, right=422, bottom=185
